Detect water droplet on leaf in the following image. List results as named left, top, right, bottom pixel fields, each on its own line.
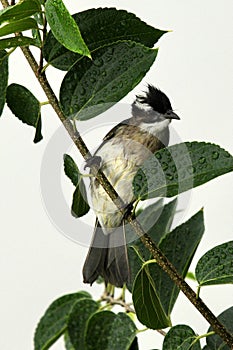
left=167, top=173, right=173, bottom=181
left=162, top=162, right=168, bottom=171
left=199, top=157, right=206, bottom=164
left=212, top=151, right=219, bottom=160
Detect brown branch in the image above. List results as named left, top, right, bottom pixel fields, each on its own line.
left=1, top=1, right=233, bottom=346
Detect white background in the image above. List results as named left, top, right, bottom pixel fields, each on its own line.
left=0, top=0, right=232, bottom=349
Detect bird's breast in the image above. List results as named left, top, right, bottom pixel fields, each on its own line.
left=90, top=125, right=169, bottom=231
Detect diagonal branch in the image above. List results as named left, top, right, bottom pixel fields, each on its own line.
left=1, top=1, right=233, bottom=347
left=19, top=48, right=233, bottom=348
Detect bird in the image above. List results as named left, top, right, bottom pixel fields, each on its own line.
left=83, top=85, right=180, bottom=288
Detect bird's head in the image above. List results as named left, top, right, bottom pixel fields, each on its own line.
left=132, top=85, right=180, bottom=123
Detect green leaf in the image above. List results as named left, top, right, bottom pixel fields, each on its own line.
left=0, top=50, right=8, bottom=117
left=0, top=0, right=41, bottom=24
left=0, top=36, right=39, bottom=49
left=63, top=154, right=90, bottom=217
left=0, top=18, right=38, bottom=37
left=137, top=199, right=164, bottom=240
left=206, top=307, right=233, bottom=350
left=43, top=8, right=166, bottom=71
left=63, top=154, right=80, bottom=187
left=45, top=0, right=90, bottom=57
left=6, top=83, right=42, bottom=143
left=133, top=142, right=233, bottom=199
left=71, top=182, right=90, bottom=218
left=148, top=209, right=205, bottom=315
left=60, top=41, right=157, bottom=120
left=67, top=298, right=99, bottom=349
left=195, top=241, right=233, bottom=287
left=85, top=311, right=137, bottom=350
left=34, top=291, right=92, bottom=350
left=186, top=271, right=197, bottom=281
left=127, top=199, right=177, bottom=292
left=162, top=325, right=201, bottom=350
left=147, top=198, right=178, bottom=244
left=127, top=245, right=145, bottom=293
left=132, top=262, right=171, bottom=329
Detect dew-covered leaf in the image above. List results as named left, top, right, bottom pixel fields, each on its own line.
left=0, top=18, right=38, bottom=37
left=162, top=325, right=201, bottom=350
left=0, top=36, right=39, bottom=49
left=34, top=291, right=92, bottom=350
left=0, top=50, right=8, bottom=117
left=132, top=262, right=171, bottom=329
left=45, top=0, right=90, bottom=57
left=196, top=241, right=233, bottom=287
left=6, top=83, right=42, bottom=143
left=85, top=311, right=137, bottom=350
left=148, top=209, right=204, bottom=315
left=0, top=0, right=41, bottom=24
left=60, top=41, right=157, bottom=120
left=206, top=307, right=233, bottom=350
left=133, top=142, right=233, bottom=200
left=43, top=7, right=166, bottom=70
left=67, top=298, right=99, bottom=349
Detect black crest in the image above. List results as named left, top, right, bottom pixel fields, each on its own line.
left=137, top=85, right=172, bottom=114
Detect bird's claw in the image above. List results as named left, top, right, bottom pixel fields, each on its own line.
left=84, top=155, right=102, bottom=170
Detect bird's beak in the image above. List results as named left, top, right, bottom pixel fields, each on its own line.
left=165, top=110, right=180, bottom=120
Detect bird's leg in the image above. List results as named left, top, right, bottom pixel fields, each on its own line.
left=84, top=155, right=102, bottom=170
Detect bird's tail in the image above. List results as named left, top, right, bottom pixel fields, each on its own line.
left=83, top=220, right=130, bottom=288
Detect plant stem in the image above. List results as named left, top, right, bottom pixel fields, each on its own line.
left=195, top=331, right=215, bottom=342
left=1, top=1, right=233, bottom=346
left=40, top=101, right=50, bottom=106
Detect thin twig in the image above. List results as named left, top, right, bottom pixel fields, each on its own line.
left=1, top=1, right=233, bottom=347
left=101, top=295, right=135, bottom=313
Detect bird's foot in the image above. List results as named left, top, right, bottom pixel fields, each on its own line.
left=84, top=155, right=102, bottom=170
